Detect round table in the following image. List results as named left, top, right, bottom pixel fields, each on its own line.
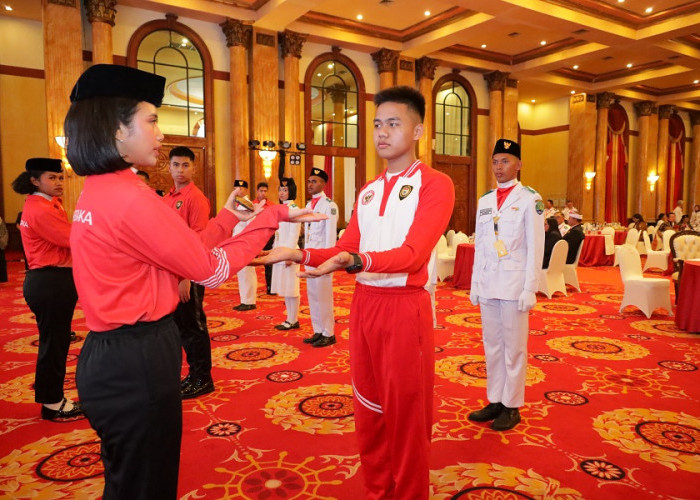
left=675, top=260, right=700, bottom=333
left=578, top=231, right=627, bottom=267
left=452, top=243, right=475, bottom=289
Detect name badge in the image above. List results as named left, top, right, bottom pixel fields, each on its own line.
left=494, top=239, right=508, bottom=258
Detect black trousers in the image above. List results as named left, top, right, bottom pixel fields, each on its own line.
left=264, top=235, right=274, bottom=292
left=0, top=249, right=7, bottom=283
left=76, top=315, right=182, bottom=500
left=174, top=282, right=211, bottom=380
left=23, top=267, right=77, bottom=404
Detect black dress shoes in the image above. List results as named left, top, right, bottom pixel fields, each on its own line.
left=41, top=399, right=84, bottom=421
left=491, top=407, right=521, bottom=431
left=303, top=332, right=323, bottom=344
left=312, top=335, right=336, bottom=348
left=69, top=331, right=77, bottom=341
left=233, top=303, right=256, bottom=311
left=180, top=374, right=191, bottom=390
left=181, top=378, right=215, bottom=399
left=275, top=321, right=300, bottom=330
left=468, top=402, right=505, bottom=422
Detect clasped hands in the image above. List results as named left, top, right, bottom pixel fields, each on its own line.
left=223, top=188, right=329, bottom=224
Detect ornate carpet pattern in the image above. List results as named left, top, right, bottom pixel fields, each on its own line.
left=0, top=259, right=698, bottom=499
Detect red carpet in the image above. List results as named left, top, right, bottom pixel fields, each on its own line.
left=0, top=256, right=698, bottom=499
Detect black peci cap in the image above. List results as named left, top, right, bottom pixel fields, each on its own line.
left=70, top=64, right=166, bottom=107
left=234, top=179, right=249, bottom=188
left=25, top=158, right=63, bottom=173
left=492, top=138, right=521, bottom=159
left=309, top=168, right=328, bottom=182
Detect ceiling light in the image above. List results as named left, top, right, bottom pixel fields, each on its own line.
left=694, top=79, right=699, bottom=84
left=540, top=40, right=547, bottom=46
left=327, top=63, right=334, bottom=69
left=356, top=14, right=363, bottom=20
left=4, top=4, right=12, bottom=11
left=317, top=73, right=321, bottom=77
left=570, top=90, right=576, bottom=94
left=573, top=64, right=579, bottom=70
left=618, top=0, right=624, bottom=2
left=424, top=10, right=430, bottom=16
left=531, top=99, right=536, bottom=103
left=645, top=7, right=653, bottom=13
left=481, top=44, right=487, bottom=49
left=626, top=63, right=633, bottom=68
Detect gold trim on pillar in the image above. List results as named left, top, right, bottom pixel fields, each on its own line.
left=371, top=48, right=399, bottom=74
left=279, top=30, right=308, bottom=59
left=484, top=71, right=508, bottom=92
left=84, top=0, right=116, bottom=26
left=634, top=101, right=657, bottom=117
left=596, top=92, right=615, bottom=109
left=658, top=104, right=675, bottom=120
left=220, top=18, right=252, bottom=48
left=415, top=57, right=438, bottom=81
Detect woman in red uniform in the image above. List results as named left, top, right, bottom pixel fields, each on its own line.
left=64, top=64, right=324, bottom=500
left=12, top=158, right=83, bottom=421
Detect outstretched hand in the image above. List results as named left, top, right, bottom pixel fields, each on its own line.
left=224, top=188, right=264, bottom=222
left=299, top=251, right=353, bottom=278
left=254, top=247, right=302, bottom=266
left=288, top=206, right=328, bottom=223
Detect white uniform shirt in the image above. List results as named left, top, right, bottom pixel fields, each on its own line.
left=304, top=194, right=338, bottom=251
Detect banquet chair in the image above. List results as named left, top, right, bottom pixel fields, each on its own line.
left=338, top=228, right=345, bottom=239
left=642, top=230, right=670, bottom=272
left=453, top=231, right=469, bottom=247
left=435, top=235, right=455, bottom=281
left=662, top=229, right=675, bottom=252
left=669, top=230, right=700, bottom=302
left=537, top=240, right=568, bottom=298
left=563, top=238, right=584, bottom=292
left=601, top=227, right=615, bottom=256
left=613, top=228, right=639, bottom=266
left=647, top=225, right=657, bottom=241
left=445, top=230, right=456, bottom=254
left=618, top=245, right=673, bottom=318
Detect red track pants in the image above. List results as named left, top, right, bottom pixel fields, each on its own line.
left=349, top=283, right=435, bottom=499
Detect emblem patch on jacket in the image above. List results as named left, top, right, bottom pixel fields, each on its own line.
left=176, top=201, right=183, bottom=209
left=535, top=199, right=544, bottom=215
left=362, top=190, right=375, bottom=205
left=398, top=185, right=413, bottom=200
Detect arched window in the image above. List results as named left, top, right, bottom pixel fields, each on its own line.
left=136, top=29, right=204, bottom=137
left=309, top=60, right=359, bottom=148
left=434, top=79, right=471, bottom=156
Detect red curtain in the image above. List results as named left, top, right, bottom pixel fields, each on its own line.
left=666, top=115, right=685, bottom=213
left=605, top=106, right=628, bottom=224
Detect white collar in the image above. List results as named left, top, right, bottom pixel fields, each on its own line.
left=497, top=179, right=518, bottom=189
left=31, top=192, right=53, bottom=201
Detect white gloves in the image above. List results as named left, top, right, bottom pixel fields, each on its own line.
left=469, top=291, right=479, bottom=306
left=517, top=290, right=537, bottom=312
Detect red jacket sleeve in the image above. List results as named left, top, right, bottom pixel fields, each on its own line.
left=31, top=202, right=72, bottom=248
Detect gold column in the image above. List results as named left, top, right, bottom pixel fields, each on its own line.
left=503, top=77, right=519, bottom=142
left=279, top=30, right=307, bottom=188
left=567, top=93, right=596, bottom=220
left=396, top=57, right=415, bottom=88
left=416, top=57, right=438, bottom=166
left=371, top=48, right=399, bottom=90
left=657, top=105, right=674, bottom=212
left=484, top=71, right=507, bottom=189
left=689, top=112, right=700, bottom=206
left=43, top=0, right=84, bottom=217
left=84, top=0, right=116, bottom=64
left=594, top=93, right=613, bottom=221
left=221, top=19, right=252, bottom=185
left=635, top=101, right=658, bottom=218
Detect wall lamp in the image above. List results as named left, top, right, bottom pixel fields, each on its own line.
left=647, top=173, right=660, bottom=192
left=584, top=171, right=596, bottom=191
left=248, top=139, right=306, bottom=179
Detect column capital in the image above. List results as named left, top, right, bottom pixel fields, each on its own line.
left=596, top=92, right=616, bottom=109
left=658, top=104, right=676, bottom=120
left=415, top=57, right=438, bottom=80
left=279, top=30, right=307, bottom=59
left=48, top=0, right=78, bottom=5
left=327, top=84, right=346, bottom=104
left=690, top=111, right=700, bottom=127
left=84, top=0, right=116, bottom=25
left=220, top=18, right=252, bottom=48
left=484, top=71, right=509, bottom=92
left=371, top=48, right=399, bottom=74
left=634, top=101, right=657, bottom=117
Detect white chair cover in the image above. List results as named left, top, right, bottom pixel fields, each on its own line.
left=618, top=245, right=673, bottom=318
left=537, top=239, right=568, bottom=298
left=435, top=235, right=455, bottom=281
left=601, top=227, right=615, bottom=255
left=563, top=237, right=584, bottom=292
left=642, top=230, right=670, bottom=272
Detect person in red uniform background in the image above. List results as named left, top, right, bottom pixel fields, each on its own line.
left=258, top=86, right=455, bottom=499
left=12, top=158, right=83, bottom=421
left=163, top=146, right=216, bottom=399
left=64, top=64, right=325, bottom=500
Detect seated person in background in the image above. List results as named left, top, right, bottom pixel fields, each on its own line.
left=563, top=212, right=584, bottom=264
left=631, top=213, right=647, bottom=241
left=562, top=200, right=577, bottom=220
left=690, top=205, right=700, bottom=231
left=654, top=212, right=676, bottom=249
left=555, top=211, right=570, bottom=236
left=678, top=215, right=690, bottom=231
left=542, top=217, right=562, bottom=268
left=543, top=199, right=557, bottom=219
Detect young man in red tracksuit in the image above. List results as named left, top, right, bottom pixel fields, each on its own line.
left=261, top=86, right=455, bottom=499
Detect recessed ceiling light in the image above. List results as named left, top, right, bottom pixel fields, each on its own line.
left=531, top=99, right=536, bottom=103
left=618, top=0, right=624, bottom=3
left=424, top=10, right=431, bottom=16
left=540, top=40, right=547, bottom=46
left=694, top=79, right=700, bottom=84
left=626, top=63, right=633, bottom=68
left=481, top=44, right=487, bottom=49
left=571, top=90, right=576, bottom=94
left=573, top=64, right=579, bottom=70
left=4, top=4, right=12, bottom=11
left=645, top=7, right=653, bottom=13
left=356, top=14, right=363, bottom=20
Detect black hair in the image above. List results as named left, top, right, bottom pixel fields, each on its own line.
left=257, top=182, right=269, bottom=190
left=11, top=170, right=45, bottom=195
left=135, top=170, right=150, bottom=181
left=632, top=213, right=643, bottom=222
left=667, top=212, right=675, bottom=218
left=279, top=177, right=297, bottom=201
left=64, top=96, right=139, bottom=175
left=374, top=85, right=425, bottom=122
left=169, top=146, right=195, bottom=161
left=657, top=213, right=666, bottom=220
left=547, top=199, right=554, bottom=204
left=545, top=217, right=559, bottom=233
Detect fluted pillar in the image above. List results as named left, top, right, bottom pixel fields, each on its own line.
left=279, top=30, right=307, bottom=187
left=503, top=77, right=519, bottom=142
left=371, top=48, right=399, bottom=90
left=416, top=57, right=438, bottom=166
left=221, top=19, right=251, bottom=185
left=84, top=0, right=116, bottom=64
left=657, top=105, right=673, bottom=212
left=484, top=71, right=507, bottom=189
left=594, top=92, right=613, bottom=221
left=568, top=93, right=596, bottom=220
left=43, top=0, right=84, bottom=217
left=689, top=112, right=700, bottom=206
left=635, top=101, right=658, bottom=218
